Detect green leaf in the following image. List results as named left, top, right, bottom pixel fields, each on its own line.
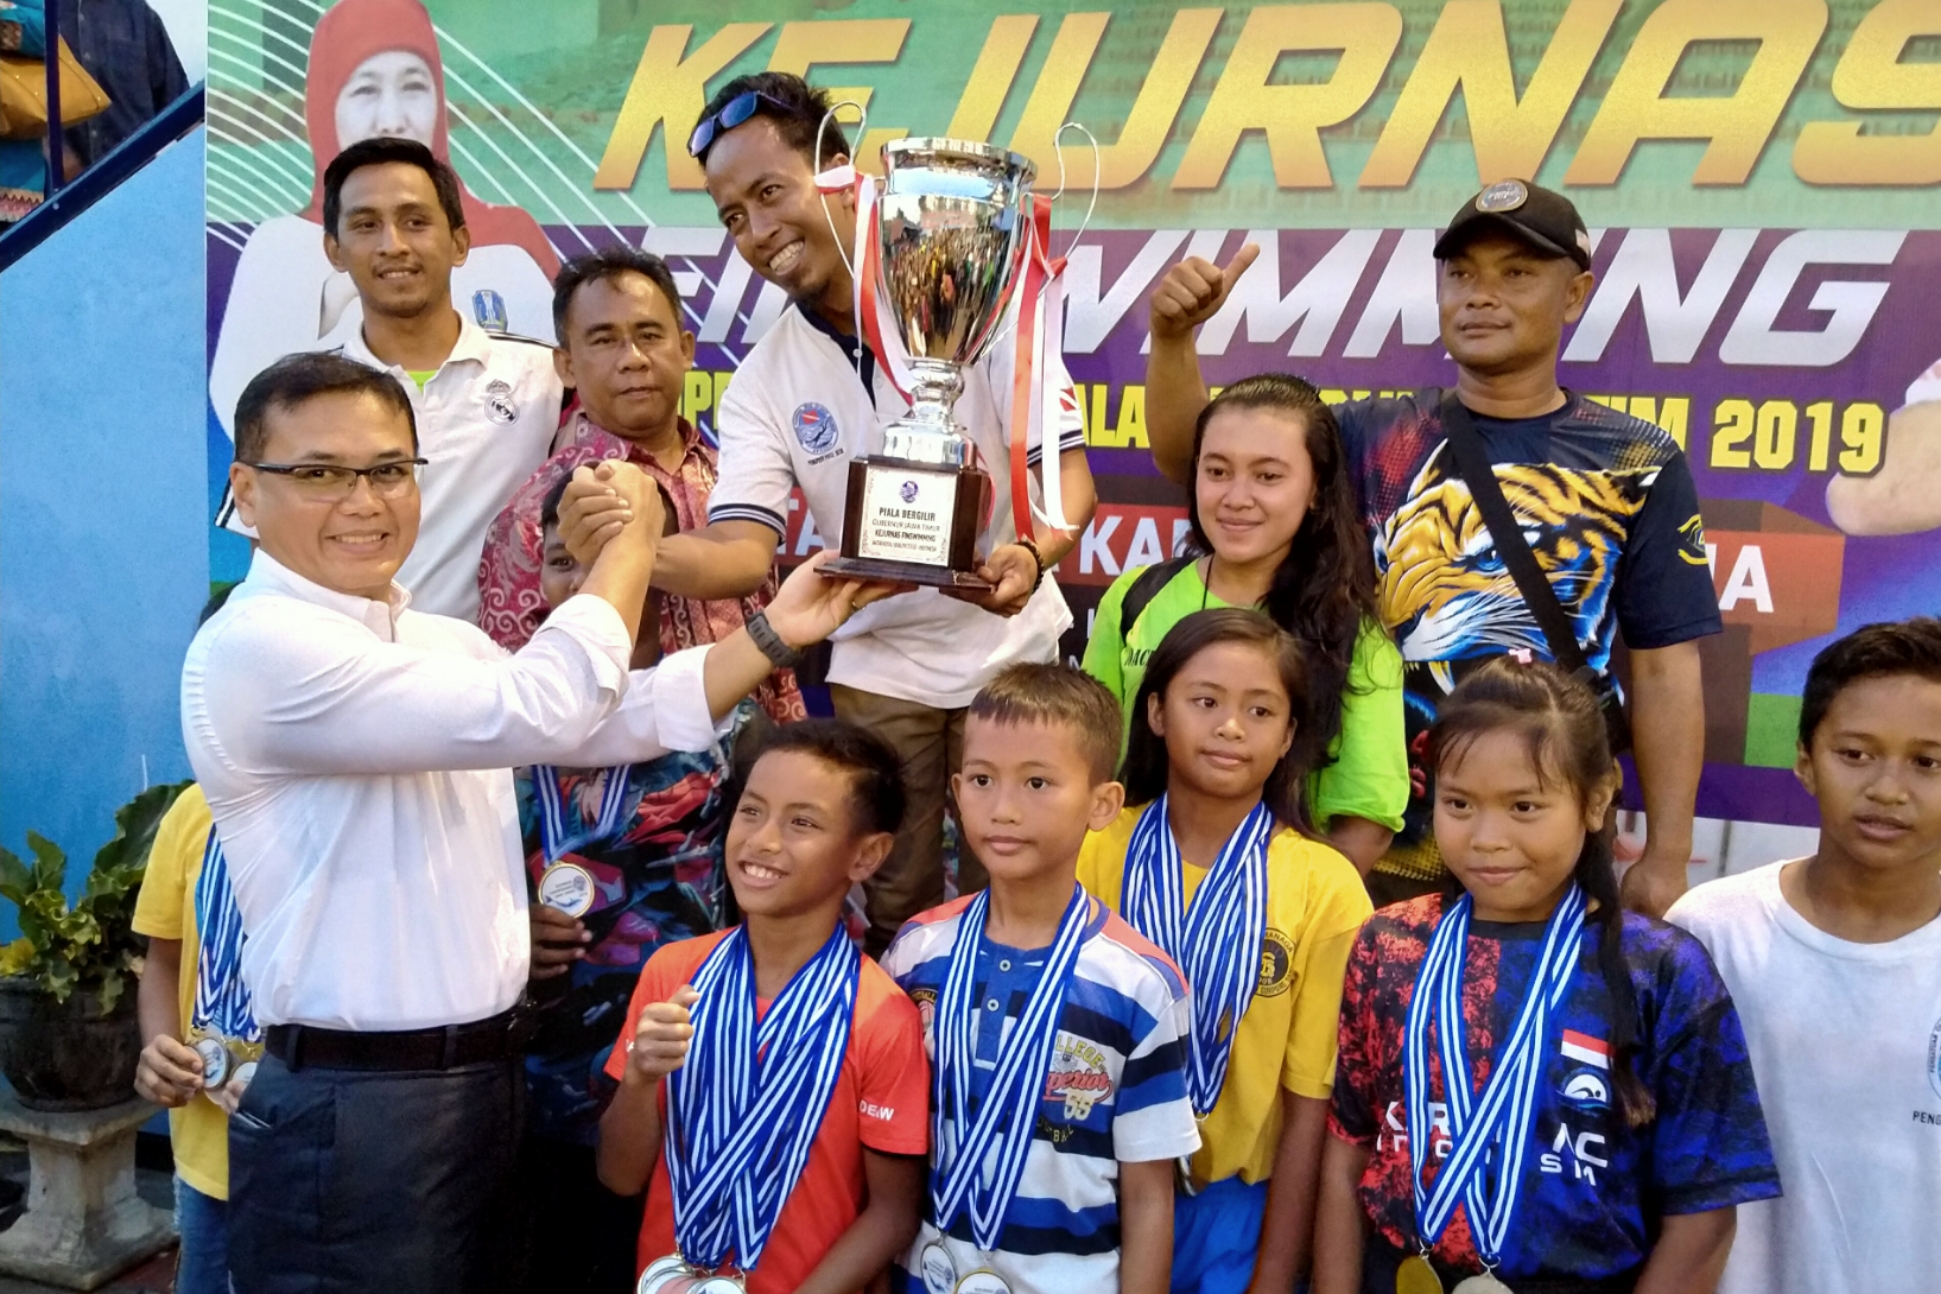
left=95, top=974, right=123, bottom=1016
left=25, top=833, right=65, bottom=896
left=0, top=845, right=31, bottom=908
left=91, top=782, right=192, bottom=879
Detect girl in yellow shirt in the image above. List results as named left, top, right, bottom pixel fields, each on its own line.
left=1077, top=608, right=1373, bottom=1294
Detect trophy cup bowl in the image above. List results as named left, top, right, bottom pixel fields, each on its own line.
left=825, top=138, right=1038, bottom=589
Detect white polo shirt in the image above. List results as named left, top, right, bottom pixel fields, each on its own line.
left=709, top=301, right=1087, bottom=708
left=220, top=312, right=563, bottom=624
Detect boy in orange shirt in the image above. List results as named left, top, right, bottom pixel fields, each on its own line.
left=597, top=720, right=928, bottom=1293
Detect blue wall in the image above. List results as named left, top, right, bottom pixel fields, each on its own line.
left=0, top=129, right=209, bottom=878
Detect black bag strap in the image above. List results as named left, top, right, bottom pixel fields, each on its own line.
left=1121, top=554, right=1198, bottom=639
left=1437, top=392, right=1594, bottom=678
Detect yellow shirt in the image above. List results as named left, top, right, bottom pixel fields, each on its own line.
left=1076, top=803, right=1373, bottom=1186
left=130, top=785, right=228, bottom=1201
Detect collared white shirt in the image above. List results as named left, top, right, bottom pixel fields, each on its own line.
left=708, top=302, right=1087, bottom=709
left=220, top=312, right=563, bottom=624
left=181, top=551, right=719, bottom=1031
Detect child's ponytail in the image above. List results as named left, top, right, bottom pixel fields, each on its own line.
left=1429, top=656, right=1656, bottom=1128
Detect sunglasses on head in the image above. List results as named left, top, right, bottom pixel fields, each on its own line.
left=687, top=89, right=797, bottom=159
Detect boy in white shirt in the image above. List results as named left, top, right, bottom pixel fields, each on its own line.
left=1668, top=616, right=1941, bottom=1294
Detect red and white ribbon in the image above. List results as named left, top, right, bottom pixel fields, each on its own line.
left=818, top=166, right=1074, bottom=547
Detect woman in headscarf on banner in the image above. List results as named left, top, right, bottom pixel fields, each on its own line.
left=208, top=0, right=559, bottom=438
left=0, top=0, right=52, bottom=224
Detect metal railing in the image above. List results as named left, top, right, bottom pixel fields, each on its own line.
left=43, top=0, right=60, bottom=197
left=0, top=81, right=203, bottom=273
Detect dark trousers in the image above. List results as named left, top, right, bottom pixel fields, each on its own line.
left=227, top=1051, right=525, bottom=1294
left=516, top=1136, right=645, bottom=1294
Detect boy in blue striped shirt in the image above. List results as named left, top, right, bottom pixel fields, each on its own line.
left=882, top=663, right=1199, bottom=1294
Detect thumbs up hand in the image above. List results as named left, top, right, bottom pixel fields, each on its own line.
left=1149, top=243, right=1261, bottom=340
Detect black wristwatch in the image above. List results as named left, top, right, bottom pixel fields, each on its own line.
left=745, top=610, right=804, bottom=669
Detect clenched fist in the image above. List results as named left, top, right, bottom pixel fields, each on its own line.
left=1149, top=244, right=1260, bottom=340
left=135, top=1034, right=204, bottom=1108
left=625, top=985, right=700, bottom=1085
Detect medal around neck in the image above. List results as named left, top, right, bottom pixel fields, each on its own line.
left=538, top=860, right=595, bottom=918
left=1452, top=1274, right=1515, bottom=1294
left=664, top=925, right=860, bottom=1278
left=1396, top=1253, right=1444, bottom=1294
left=1404, top=887, right=1588, bottom=1286
left=954, top=1271, right=1013, bottom=1294
left=932, top=885, right=1093, bottom=1252
left=1122, top=795, right=1274, bottom=1118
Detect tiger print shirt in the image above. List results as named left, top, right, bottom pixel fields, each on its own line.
left=1337, top=390, right=1720, bottom=878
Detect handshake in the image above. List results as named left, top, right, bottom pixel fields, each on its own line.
left=554, top=459, right=666, bottom=567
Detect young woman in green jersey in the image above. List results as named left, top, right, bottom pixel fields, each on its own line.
left=1083, top=374, right=1406, bottom=873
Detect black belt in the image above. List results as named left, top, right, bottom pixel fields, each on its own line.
left=267, top=1008, right=526, bottom=1072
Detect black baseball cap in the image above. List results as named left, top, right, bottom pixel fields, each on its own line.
left=1434, top=179, right=1592, bottom=271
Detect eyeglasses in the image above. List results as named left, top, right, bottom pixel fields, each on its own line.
left=687, top=89, right=794, bottom=159
left=245, top=459, right=427, bottom=500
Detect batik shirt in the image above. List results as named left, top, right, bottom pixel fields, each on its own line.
left=1329, top=895, right=1781, bottom=1282
left=1338, top=390, right=1721, bottom=878
left=516, top=703, right=756, bottom=1143
left=478, top=410, right=805, bottom=724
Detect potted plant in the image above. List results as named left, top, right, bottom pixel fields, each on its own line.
left=0, top=781, right=191, bottom=1111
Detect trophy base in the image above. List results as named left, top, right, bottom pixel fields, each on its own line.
left=818, top=555, right=993, bottom=591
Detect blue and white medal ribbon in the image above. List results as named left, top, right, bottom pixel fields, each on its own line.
left=932, top=884, right=1093, bottom=1252
left=1121, top=795, right=1273, bottom=1118
left=1403, top=885, right=1587, bottom=1263
left=664, top=925, right=859, bottom=1274
left=190, top=829, right=263, bottom=1089
left=532, top=764, right=632, bottom=863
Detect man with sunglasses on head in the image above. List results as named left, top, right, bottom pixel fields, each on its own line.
left=184, top=351, right=902, bottom=1294
left=216, top=135, right=564, bottom=624
left=649, top=72, right=1098, bottom=956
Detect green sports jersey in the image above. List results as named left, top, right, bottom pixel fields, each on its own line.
left=1082, top=559, right=1409, bottom=834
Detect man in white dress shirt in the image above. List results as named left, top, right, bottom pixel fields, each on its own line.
left=183, top=351, right=897, bottom=1294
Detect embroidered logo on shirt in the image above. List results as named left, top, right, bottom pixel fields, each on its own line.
left=1042, top=1037, right=1112, bottom=1121
left=910, top=986, right=937, bottom=1041
left=472, top=289, right=509, bottom=333
left=793, top=401, right=840, bottom=454
left=485, top=390, right=519, bottom=425
left=1257, top=927, right=1296, bottom=997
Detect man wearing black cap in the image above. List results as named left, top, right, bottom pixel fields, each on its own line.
left=1143, top=180, right=1719, bottom=915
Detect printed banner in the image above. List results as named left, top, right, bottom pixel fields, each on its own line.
left=207, top=0, right=1941, bottom=827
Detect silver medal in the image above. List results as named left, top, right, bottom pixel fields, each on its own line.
left=539, top=861, right=595, bottom=917
left=1451, top=1274, right=1515, bottom=1294
left=919, top=1241, right=957, bottom=1294
left=193, top=1034, right=231, bottom=1090
left=955, top=1271, right=1013, bottom=1294
left=635, top=1256, right=691, bottom=1294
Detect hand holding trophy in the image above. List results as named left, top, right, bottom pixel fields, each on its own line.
left=819, top=137, right=1050, bottom=591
